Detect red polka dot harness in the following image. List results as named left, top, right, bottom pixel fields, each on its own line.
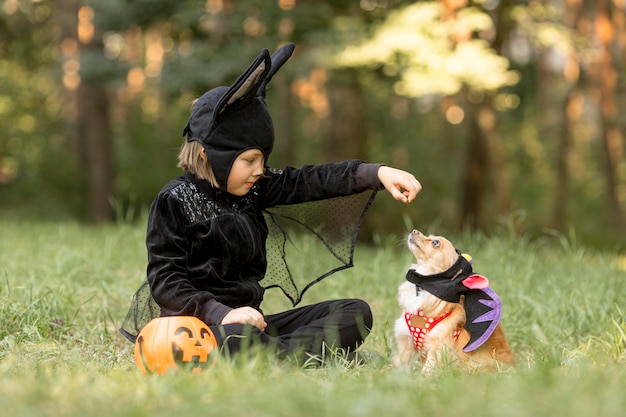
left=404, top=310, right=461, bottom=350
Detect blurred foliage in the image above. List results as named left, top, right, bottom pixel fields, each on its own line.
left=0, top=0, right=624, bottom=250
left=332, top=3, right=519, bottom=95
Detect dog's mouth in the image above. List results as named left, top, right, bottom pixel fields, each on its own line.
left=407, top=231, right=427, bottom=260
left=407, top=229, right=426, bottom=246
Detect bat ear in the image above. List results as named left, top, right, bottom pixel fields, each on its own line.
left=213, top=48, right=272, bottom=125
left=462, top=274, right=490, bottom=289
left=258, top=43, right=295, bottom=97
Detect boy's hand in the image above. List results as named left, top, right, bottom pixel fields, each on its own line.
left=221, top=306, right=267, bottom=331
left=377, top=166, right=422, bottom=204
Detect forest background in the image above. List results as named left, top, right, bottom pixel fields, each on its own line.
left=1, top=0, right=625, bottom=251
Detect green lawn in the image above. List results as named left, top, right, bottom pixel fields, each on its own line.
left=1, top=220, right=624, bottom=417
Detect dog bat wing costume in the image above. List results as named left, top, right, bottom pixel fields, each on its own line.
left=405, top=252, right=503, bottom=352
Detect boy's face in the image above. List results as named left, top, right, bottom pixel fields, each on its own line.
left=226, top=148, right=265, bottom=196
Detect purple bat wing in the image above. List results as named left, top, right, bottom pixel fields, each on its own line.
left=462, top=287, right=502, bottom=352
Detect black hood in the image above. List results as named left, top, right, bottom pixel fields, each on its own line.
left=182, top=43, right=295, bottom=190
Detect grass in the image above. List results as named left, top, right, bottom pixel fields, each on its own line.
left=0, top=219, right=625, bottom=417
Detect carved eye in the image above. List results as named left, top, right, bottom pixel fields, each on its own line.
left=432, top=239, right=440, bottom=248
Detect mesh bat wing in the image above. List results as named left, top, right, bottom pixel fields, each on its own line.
left=261, top=191, right=376, bottom=306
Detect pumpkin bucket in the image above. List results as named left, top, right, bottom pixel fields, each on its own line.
left=134, top=316, right=218, bottom=374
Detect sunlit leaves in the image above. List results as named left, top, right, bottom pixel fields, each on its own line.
left=334, top=2, right=519, bottom=96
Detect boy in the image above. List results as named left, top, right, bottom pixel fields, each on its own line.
left=121, top=44, right=421, bottom=364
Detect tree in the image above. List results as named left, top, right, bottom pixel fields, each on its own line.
left=511, top=0, right=625, bottom=236
left=75, top=2, right=115, bottom=223
left=592, top=0, right=624, bottom=229
left=2, top=0, right=624, bottom=247
left=330, top=1, right=519, bottom=229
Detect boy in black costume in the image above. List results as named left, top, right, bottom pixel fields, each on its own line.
left=121, top=44, right=421, bottom=364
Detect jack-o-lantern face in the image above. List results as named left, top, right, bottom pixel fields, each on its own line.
left=171, top=326, right=215, bottom=367
left=134, top=316, right=218, bottom=374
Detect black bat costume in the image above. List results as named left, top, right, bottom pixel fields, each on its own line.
left=119, top=44, right=382, bottom=363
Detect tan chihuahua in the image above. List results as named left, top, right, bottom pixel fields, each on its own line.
left=394, top=230, right=514, bottom=373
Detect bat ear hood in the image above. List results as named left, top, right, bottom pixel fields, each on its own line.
left=182, top=43, right=295, bottom=190
left=462, top=274, right=490, bottom=289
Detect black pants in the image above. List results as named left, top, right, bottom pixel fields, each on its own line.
left=209, top=298, right=372, bottom=363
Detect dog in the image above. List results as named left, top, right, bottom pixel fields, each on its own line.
left=393, top=230, right=514, bottom=373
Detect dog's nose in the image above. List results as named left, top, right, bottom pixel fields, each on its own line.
left=411, top=229, right=421, bottom=236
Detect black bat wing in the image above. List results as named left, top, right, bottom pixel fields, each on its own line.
left=463, top=287, right=502, bottom=352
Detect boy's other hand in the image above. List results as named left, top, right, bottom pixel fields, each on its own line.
left=221, top=307, right=267, bottom=331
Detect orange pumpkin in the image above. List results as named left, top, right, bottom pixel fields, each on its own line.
left=134, top=316, right=218, bottom=374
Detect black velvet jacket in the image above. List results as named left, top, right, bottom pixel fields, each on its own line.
left=146, top=160, right=382, bottom=326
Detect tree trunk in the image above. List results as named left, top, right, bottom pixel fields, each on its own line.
left=593, top=0, right=624, bottom=228
left=459, top=0, right=513, bottom=230
left=273, top=78, right=296, bottom=165
left=480, top=97, right=511, bottom=218
left=70, top=2, right=114, bottom=223
left=552, top=2, right=583, bottom=232
left=460, top=101, right=489, bottom=230
left=76, top=83, right=114, bottom=223
left=325, top=76, right=367, bottom=162
left=57, top=0, right=113, bottom=222
left=553, top=90, right=579, bottom=231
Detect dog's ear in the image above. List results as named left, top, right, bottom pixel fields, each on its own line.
left=462, top=274, right=490, bottom=289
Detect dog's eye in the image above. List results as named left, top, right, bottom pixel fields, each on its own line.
left=432, top=239, right=440, bottom=248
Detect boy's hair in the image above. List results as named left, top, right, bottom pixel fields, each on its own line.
left=177, top=98, right=219, bottom=187
left=177, top=140, right=219, bottom=187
